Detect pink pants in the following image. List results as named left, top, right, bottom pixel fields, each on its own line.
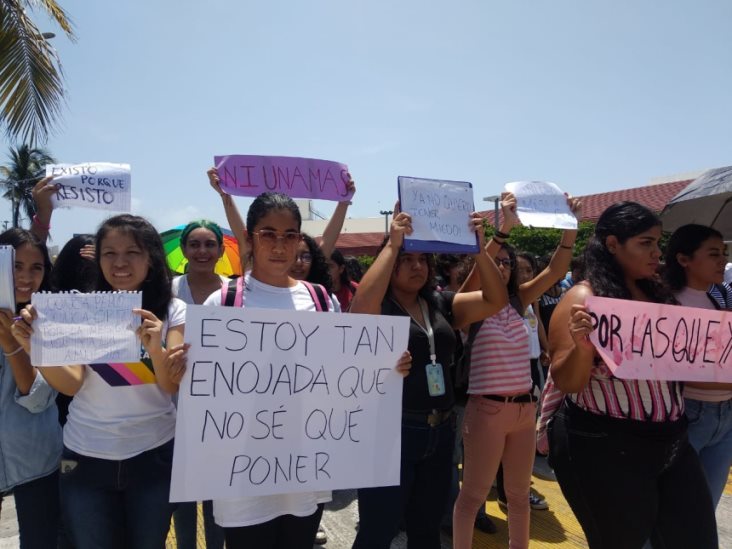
left=452, top=395, right=537, bottom=549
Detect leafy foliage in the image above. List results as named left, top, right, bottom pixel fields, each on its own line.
left=0, top=143, right=55, bottom=226
left=483, top=220, right=596, bottom=259
left=0, top=0, right=75, bottom=144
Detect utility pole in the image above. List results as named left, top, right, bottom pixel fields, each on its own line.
left=379, top=210, right=393, bottom=235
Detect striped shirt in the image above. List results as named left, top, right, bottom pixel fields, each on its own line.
left=567, top=355, right=684, bottom=422
left=469, top=304, right=532, bottom=395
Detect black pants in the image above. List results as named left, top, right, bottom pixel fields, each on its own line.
left=223, top=504, right=324, bottom=549
left=10, top=470, right=60, bottom=549
left=548, top=400, right=717, bottom=549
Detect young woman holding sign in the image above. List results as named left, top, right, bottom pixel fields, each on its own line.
left=664, top=224, right=732, bottom=510
left=547, top=203, right=717, bottom=549
left=0, top=228, right=61, bottom=549
left=350, top=204, right=507, bottom=549
left=452, top=192, right=579, bottom=549
left=12, top=214, right=188, bottom=549
left=200, top=191, right=409, bottom=549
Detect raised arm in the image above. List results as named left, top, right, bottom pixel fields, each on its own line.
left=349, top=209, right=411, bottom=315
left=30, top=177, right=57, bottom=243
left=208, top=167, right=250, bottom=272
left=452, top=213, right=508, bottom=328
left=320, top=177, right=355, bottom=258
left=548, top=283, right=596, bottom=393
left=517, top=196, right=582, bottom=308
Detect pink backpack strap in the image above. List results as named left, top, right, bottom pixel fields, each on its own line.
left=221, top=277, right=245, bottom=307
left=301, top=280, right=329, bottom=312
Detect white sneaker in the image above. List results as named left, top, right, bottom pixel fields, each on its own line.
left=529, top=492, right=548, bottom=510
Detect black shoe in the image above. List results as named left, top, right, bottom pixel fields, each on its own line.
left=474, top=514, right=498, bottom=534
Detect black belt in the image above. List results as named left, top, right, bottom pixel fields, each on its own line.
left=483, top=393, right=537, bottom=403
left=402, top=408, right=454, bottom=427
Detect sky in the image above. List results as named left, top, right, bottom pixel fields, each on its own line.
left=3, top=0, right=732, bottom=247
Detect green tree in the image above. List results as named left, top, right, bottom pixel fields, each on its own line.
left=1, top=143, right=55, bottom=226
left=0, top=0, right=76, bottom=144
left=483, top=220, right=596, bottom=258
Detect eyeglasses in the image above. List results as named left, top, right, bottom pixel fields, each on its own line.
left=295, top=253, right=313, bottom=264
left=494, top=258, right=515, bottom=269
left=253, top=230, right=301, bottom=246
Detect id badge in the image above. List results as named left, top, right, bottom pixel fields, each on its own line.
left=426, top=362, right=446, bottom=397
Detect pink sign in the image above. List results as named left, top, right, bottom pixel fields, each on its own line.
left=586, top=295, right=732, bottom=382
left=214, top=155, right=353, bottom=202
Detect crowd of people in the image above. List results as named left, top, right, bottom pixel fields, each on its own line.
left=0, top=170, right=729, bottom=549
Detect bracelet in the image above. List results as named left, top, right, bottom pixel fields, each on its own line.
left=494, top=230, right=511, bottom=239
left=491, top=236, right=506, bottom=243
left=559, top=244, right=573, bottom=250
left=32, top=214, right=50, bottom=230
left=4, top=346, right=23, bottom=358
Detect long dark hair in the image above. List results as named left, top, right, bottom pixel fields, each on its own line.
left=302, top=233, right=333, bottom=294
left=664, top=224, right=724, bottom=291
left=246, top=192, right=302, bottom=234
left=501, top=243, right=520, bottom=297
left=378, top=238, right=438, bottom=311
left=330, top=249, right=352, bottom=289
left=0, top=228, right=52, bottom=311
left=583, top=202, right=671, bottom=302
left=95, top=215, right=172, bottom=320
left=50, top=234, right=97, bottom=292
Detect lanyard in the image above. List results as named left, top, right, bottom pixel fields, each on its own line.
left=392, top=297, right=437, bottom=365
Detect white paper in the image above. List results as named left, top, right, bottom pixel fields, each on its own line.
left=30, top=292, right=142, bottom=366
left=47, top=162, right=131, bottom=212
left=398, top=177, right=476, bottom=247
left=0, top=246, right=15, bottom=312
left=170, top=305, right=409, bottom=502
left=504, top=180, right=577, bottom=230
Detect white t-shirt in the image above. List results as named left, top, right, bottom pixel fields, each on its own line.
left=172, top=274, right=229, bottom=305
left=63, top=298, right=186, bottom=460
left=203, top=273, right=333, bottom=527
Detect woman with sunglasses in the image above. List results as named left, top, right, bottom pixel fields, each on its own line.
left=452, top=192, right=580, bottom=549
left=202, top=192, right=410, bottom=549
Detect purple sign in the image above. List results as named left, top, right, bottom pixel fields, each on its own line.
left=214, top=155, right=353, bottom=202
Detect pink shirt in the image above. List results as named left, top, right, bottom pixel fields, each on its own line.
left=469, top=304, right=532, bottom=395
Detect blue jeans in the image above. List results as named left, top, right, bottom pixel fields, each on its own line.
left=60, top=440, right=176, bottom=549
left=353, top=415, right=455, bottom=549
left=685, top=397, right=732, bottom=507
left=174, top=500, right=224, bottom=549
left=11, top=470, right=60, bottom=549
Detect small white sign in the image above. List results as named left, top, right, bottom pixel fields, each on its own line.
left=47, top=162, right=131, bottom=212
left=170, top=305, right=409, bottom=502
left=505, top=181, right=577, bottom=230
left=30, top=292, right=141, bottom=366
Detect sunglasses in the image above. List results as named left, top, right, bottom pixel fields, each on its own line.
left=253, top=230, right=302, bottom=246
left=494, top=258, right=515, bottom=269
left=295, top=253, right=313, bottom=264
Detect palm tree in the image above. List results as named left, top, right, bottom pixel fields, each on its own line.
left=0, top=143, right=55, bottom=227
left=0, top=0, right=76, bottom=145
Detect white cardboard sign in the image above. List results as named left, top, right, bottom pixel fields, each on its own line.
left=30, top=292, right=142, bottom=366
left=504, top=181, right=577, bottom=230
left=170, top=305, right=409, bottom=502
left=47, top=162, right=131, bottom=212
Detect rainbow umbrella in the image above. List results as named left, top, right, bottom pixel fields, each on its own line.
left=161, top=225, right=242, bottom=277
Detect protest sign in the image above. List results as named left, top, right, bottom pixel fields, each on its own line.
left=214, top=155, right=353, bottom=202
left=30, top=292, right=141, bottom=366
left=47, top=163, right=131, bottom=212
left=586, top=295, right=732, bottom=382
left=504, top=181, right=577, bottom=230
left=0, top=246, right=15, bottom=312
left=170, top=305, right=409, bottom=502
left=397, top=176, right=479, bottom=254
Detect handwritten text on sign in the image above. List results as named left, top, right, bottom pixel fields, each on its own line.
left=587, top=295, right=732, bottom=382
left=47, top=163, right=131, bottom=212
left=170, top=306, right=409, bottom=502
left=398, top=176, right=477, bottom=252
left=504, top=181, right=577, bottom=230
left=30, top=292, right=142, bottom=367
left=215, top=155, right=353, bottom=202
